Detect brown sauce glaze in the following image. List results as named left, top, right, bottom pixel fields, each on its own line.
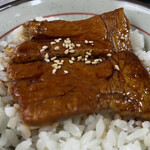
left=8, top=51, right=150, bottom=126
left=11, top=8, right=131, bottom=63
left=7, top=8, right=150, bottom=126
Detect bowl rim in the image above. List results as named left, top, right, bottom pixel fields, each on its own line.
left=0, top=0, right=150, bottom=12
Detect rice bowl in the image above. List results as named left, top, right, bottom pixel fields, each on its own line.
left=1, top=1, right=150, bottom=150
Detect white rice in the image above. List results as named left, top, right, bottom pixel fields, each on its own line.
left=0, top=24, right=150, bottom=150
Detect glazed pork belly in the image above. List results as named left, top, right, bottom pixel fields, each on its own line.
left=8, top=8, right=150, bottom=126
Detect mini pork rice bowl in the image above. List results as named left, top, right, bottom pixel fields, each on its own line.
left=1, top=12, right=150, bottom=150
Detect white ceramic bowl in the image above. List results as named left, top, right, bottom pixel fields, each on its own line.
left=0, top=0, right=150, bottom=50
left=0, top=1, right=150, bottom=149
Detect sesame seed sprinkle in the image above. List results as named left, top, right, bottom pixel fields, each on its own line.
left=45, top=53, right=49, bottom=59
left=65, top=44, right=69, bottom=48
left=85, top=60, right=91, bottom=64
left=71, top=57, right=75, bottom=61
left=64, top=70, right=69, bottom=74
left=84, top=58, right=88, bottom=61
left=86, top=52, right=92, bottom=56
left=92, top=61, right=98, bottom=65
left=57, top=66, right=61, bottom=69
left=69, top=46, right=73, bottom=50
left=40, top=48, right=45, bottom=52
left=69, top=50, right=75, bottom=53
left=54, top=39, right=61, bottom=43
left=44, top=58, right=50, bottom=62
left=114, top=65, right=120, bottom=71
left=76, top=44, right=81, bottom=47
left=120, top=36, right=125, bottom=40
left=71, top=43, right=75, bottom=47
left=77, top=56, right=82, bottom=61
left=52, top=69, right=57, bottom=74
left=88, top=41, right=94, bottom=44
left=57, top=62, right=63, bottom=65
left=62, top=43, right=66, bottom=47
left=64, top=49, right=69, bottom=54
left=52, top=64, right=58, bottom=68
left=42, top=45, right=48, bottom=49
left=54, top=60, right=59, bottom=63
left=54, top=46, right=60, bottom=50
left=85, top=55, right=89, bottom=58
left=50, top=41, right=56, bottom=45
left=85, top=40, right=89, bottom=44
left=107, top=53, right=112, bottom=57
left=64, top=40, right=71, bottom=44
left=69, top=60, right=74, bottom=64
left=99, top=58, right=102, bottom=62
left=51, top=57, right=57, bottom=61
left=94, top=59, right=100, bottom=62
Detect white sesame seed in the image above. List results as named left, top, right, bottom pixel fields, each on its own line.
left=64, top=40, right=71, bottom=44
left=99, top=58, right=102, bottom=62
left=40, top=48, right=45, bottom=52
left=57, top=62, right=63, bottom=65
left=114, top=65, right=120, bottom=71
left=85, top=55, right=89, bottom=58
left=94, top=59, right=99, bottom=62
left=64, top=49, right=69, bottom=54
left=85, top=40, right=89, bottom=44
left=57, top=65, right=61, bottom=69
left=71, top=43, right=75, bottom=47
left=92, top=61, right=98, bottom=65
left=84, top=58, right=88, bottom=61
left=69, top=46, right=73, bottom=50
left=107, top=53, right=112, bottom=57
left=52, top=69, right=57, bottom=74
left=61, top=60, right=64, bottom=63
left=77, top=56, right=82, bottom=61
left=42, top=45, right=48, bottom=49
left=120, top=36, right=125, bottom=40
left=44, top=58, right=50, bottom=62
left=54, top=60, right=59, bottom=63
left=50, top=41, right=56, bottom=45
left=45, top=53, right=49, bottom=59
left=76, top=44, right=81, bottom=47
left=69, top=50, right=75, bottom=53
left=54, top=39, right=60, bottom=43
left=71, top=57, right=75, bottom=61
left=89, top=41, right=94, bottom=44
left=66, top=38, right=70, bottom=40
left=54, top=46, right=60, bottom=50
left=51, top=56, right=57, bottom=61
left=65, top=43, right=69, bottom=48
left=86, top=52, right=92, bottom=56
left=64, top=70, right=69, bottom=74
left=85, top=60, right=91, bottom=64
left=58, top=38, right=62, bottom=41
left=69, top=60, right=74, bottom=64
left=62, top=43, right=66, bottom=47
left=52, top=64, right=58, bottom=68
